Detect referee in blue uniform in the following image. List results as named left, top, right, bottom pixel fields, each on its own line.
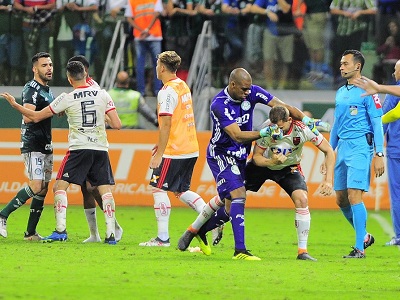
left=330, top=50, right=385, bottom=258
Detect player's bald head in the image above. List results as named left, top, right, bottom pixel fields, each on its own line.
left=229, top=68, right=252, bottom=84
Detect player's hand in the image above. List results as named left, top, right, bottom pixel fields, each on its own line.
left=318, top=181, right=333, bottom=196
left=260, top=124, right=283, bottom=140
left=0, top=92, right=17, bottom=107
left=302, top=116, right=321, bottom=136
left=270, top=150, right=287, bottom=165
left=315, top=120, right=331, bottom=132
left=353, top=76, right=379, bottom=96
left=374, top=156, right=385, bottom=177
left=149, top=154, right=162, bottom=169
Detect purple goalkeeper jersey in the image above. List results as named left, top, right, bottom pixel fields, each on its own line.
left=207, top=85, right=274, bottom=161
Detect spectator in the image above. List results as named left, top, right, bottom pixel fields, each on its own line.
left=165, top=0, right=197, bottom=80
left=221, top=0, right=252, bottom=82
left=92, top=0, right=127, bottom=82
left=0, top=1, right=23, bottom=85
left=251, top=0, right=297, bottom=90
left=14, top=0, right=56, bottom=81
left=330, top=0, right=377, bottom=88
left=126, top=0, right=163, bottom=97
left=295, top=0, right=330, bottom=82
left=108, top=71, right=159, bottom=129
left=373, top=19, right=400, bottom=84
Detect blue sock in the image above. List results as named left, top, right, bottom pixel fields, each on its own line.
left=352, top=203, right=367, bottom=251
left=340, top=206, right=354, bottom=228
left=230, top=198, right=246, bottom=251
left=198, top=207, right=230, bottom=235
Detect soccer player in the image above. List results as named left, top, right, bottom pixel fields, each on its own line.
left=380, top=59, right=400, bottom=246
left=0, top=52, right=54, bottom=240
left=245, top=106, right=335, bottom=261
left=330, top=49, right=384, bottom=258
left=67, top=55, right=123, bottom=243
left=1, top=61, right=122, bottom=244
left=178, top=68, right=321, bottom=260
left=139, top=51, right=207, bottom=247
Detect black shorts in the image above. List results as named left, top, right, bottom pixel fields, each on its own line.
left=149, top=157, right=197, bottom=193
left=57, top=149, right=115, bottom=187
left=245, top=160, right=307, bottom=196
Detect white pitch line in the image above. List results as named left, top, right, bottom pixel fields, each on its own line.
left=370, top=213, right=400, bottom=250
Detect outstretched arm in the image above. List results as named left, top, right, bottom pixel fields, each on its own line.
left=354, top=76, right=400, bottom=96
left=1, top=92, right=53, bottom=122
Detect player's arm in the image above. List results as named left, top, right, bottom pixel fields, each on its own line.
left=267, top=96, right=305, bottom=121
left=382, top=100, right=400, bottom=124
left=223, top=122, right=262, bottom=143
left=1, top=92, right=53, bottom=122
left=150, top=115, right=171, bottom=169
left=106, top=109, right=122, bottom=130
left=354, top=76, right=400, bottom=96
left=316, top=138, right=334, bottom=196
left=252, top=145, right=287, bottom=167
left=370, top=115, right=385, bottom=177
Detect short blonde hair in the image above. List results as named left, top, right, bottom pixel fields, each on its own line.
left=157, top=51, right=181, bottom=73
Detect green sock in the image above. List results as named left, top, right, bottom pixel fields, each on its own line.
left=26, top=195, right=45, bottom=234
left=0, top=186, right=34, bottom=218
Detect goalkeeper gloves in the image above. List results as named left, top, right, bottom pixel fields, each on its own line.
left=259, top=124, right=283, bottom=140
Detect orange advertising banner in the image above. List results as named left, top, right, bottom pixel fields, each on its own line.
left=0, top=129, right=390, bottom=210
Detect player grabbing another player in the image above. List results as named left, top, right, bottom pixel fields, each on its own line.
left=245, top=106, right=334, bottom=261
left=68, top=55, right=123, bottom=243
left=178, top=68, right=326, bottom=260
left=0, top=52, right=54, bottom=240
left=1, top=61, right=122, bottom=244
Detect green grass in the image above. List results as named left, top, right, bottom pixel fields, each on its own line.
left=0, top=205, right=399, bottom=300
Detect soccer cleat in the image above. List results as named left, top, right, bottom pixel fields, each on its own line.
left=195, top=232, right=211, bottom=256
left=343, top=247, right=365, bottom=258
left=232, top=249, right=261, bottom=261
left=385, top=237, right=400, bottom=246
left=105, top=233, right=117, bottom=245
left=23, top=232, right=43, bottom=241
left=364, top=233, right=375, bottom=249
left=0, top=216, right=7, bottom=238
left=42, top=230, right=68, bottom=242
left=139, top=237, right=170, bottom=247
left=115, top=225, right=123, bottom=242
left=297, top=252, right=317, bottom=261
left=178, top=229, right=196, bottom=251
left=82, top=235, right=101, bottom=243
left=212, top=225, right=224, bottom=246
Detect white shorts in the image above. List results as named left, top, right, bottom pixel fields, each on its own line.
left=22, top=152, right=53, bottom=182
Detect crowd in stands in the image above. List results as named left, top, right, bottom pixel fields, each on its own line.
left=0, top=0, right=400, bottom=92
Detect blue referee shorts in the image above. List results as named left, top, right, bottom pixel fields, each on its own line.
left=334, top=136, right=373, bottom=192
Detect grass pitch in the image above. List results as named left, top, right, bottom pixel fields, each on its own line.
left=0, top=205, right=399, bottom=300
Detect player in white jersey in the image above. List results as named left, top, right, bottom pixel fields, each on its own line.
left=245, top=106, right=335, bottom=261
left=1, top=61, right=122, bottom=244
left=68, top=55, right=123, bottom=243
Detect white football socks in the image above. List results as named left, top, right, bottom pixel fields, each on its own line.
left=178, top=190, right=206, bottom=213
left=295, top=207, right=311, bottom=251
left=54, top=190, right=68, bottom=232
left=153, top=188, right=171, bottom=241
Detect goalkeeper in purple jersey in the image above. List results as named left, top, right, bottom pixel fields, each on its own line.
left=178, top=68, right=326, bottom=260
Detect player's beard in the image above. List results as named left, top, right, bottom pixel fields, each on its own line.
left=38, top=72, right=52, bottom=84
